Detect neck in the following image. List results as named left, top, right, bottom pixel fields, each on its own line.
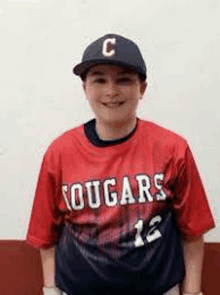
left=95, top=117, right=137, bottom=141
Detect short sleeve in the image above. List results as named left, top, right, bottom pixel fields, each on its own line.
left=171, top=144, right=215, bottom=238
left=26, top=146, right=63, bottom=249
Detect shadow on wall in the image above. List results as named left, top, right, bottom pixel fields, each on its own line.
left=0, top=240, right=219, bottom=295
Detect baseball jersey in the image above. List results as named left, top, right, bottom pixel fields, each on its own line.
left=26, top=118, right=215, bottom=295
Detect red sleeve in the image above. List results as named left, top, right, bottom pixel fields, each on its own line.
left=171, top=144, right=215, bottom=238
left=26, top=146, right=63, bottom=249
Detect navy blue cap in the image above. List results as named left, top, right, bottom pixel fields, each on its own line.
left=73, top=33, right=147, bottom=79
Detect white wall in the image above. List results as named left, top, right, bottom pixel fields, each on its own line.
left=0, top=0, right=219, bottom=242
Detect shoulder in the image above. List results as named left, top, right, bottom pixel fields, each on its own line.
left=44, top=122, right=85, bottom=156
left=139, top=118, right=187, bottom=145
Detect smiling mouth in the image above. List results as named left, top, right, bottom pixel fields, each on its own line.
left=102, top=101, right=125, bottom=108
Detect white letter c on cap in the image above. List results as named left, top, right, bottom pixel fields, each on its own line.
left=102, top=38, right=116, bottom=57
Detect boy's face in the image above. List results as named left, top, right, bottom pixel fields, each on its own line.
left=83, top=64, right=147, bottom=125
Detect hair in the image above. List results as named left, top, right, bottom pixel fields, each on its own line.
left=80, top=66, right=146, bottom=83
left=138, top=73, right=146, bottom=82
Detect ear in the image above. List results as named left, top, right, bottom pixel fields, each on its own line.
left=140, top=81, right=147, bottom=96
left=83, top=82, right=86, bottom=93
left=82, top=82, right=89, bottom=100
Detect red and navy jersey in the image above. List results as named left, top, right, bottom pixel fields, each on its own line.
left=26, top=118, right=215, bottom=295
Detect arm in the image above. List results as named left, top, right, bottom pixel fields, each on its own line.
left=40, top=246, right=62, bottom=295
left=40, top=246, right=56, bottom=287
left=181, top=235, right=204, bottom=295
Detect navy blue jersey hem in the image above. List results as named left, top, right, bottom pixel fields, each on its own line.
left=54, top=209, right=185, bottom=295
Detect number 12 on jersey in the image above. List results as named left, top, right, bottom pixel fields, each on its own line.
left=134, top=215, right=162, bottom=247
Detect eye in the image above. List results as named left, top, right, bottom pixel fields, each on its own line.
left=94, top=78, right=106, bottom=83
left=117, top=77, right=133, bottom=84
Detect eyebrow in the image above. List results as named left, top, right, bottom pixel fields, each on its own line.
left=89, top=70, right=135, bottom=76
left=89, top=71, right=105, bottom=76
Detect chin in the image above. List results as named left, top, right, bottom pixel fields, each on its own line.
left=98, top=114, right=135, bottom=126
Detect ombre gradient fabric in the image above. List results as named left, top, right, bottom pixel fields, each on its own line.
left=26, top=118, right=215, bottom=295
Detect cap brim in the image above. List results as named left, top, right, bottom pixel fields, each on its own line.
left=73, top=59, right=146, bottom=79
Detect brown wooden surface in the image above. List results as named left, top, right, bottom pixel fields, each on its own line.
left=202, top=243, right=220, bottom=294
left=0, top=241, right=219, bottom=295
left=0, top=240, right=43, bottom=295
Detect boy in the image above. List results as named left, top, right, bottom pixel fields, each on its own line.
left=26, top=33, right=215, bottom=295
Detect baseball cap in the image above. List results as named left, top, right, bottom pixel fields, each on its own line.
left=73, top=33, right=147, bottom=80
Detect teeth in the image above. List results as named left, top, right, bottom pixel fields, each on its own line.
left=103, top=102, right=123, bottom=107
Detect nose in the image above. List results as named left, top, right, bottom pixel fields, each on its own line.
left=105, top=80, right=118, bottom=98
